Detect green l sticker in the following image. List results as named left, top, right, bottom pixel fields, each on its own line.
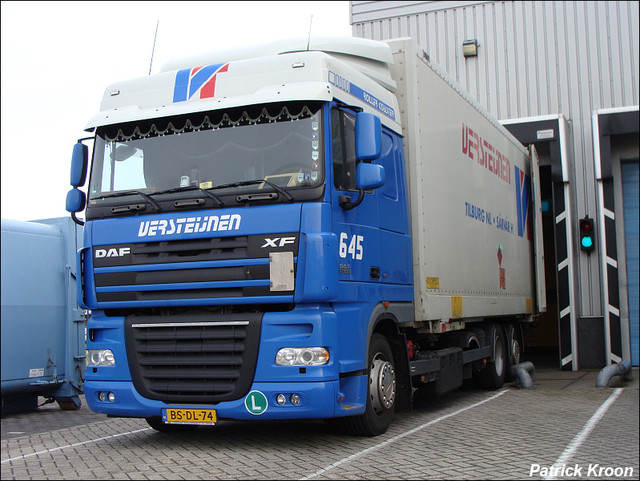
left=245, top=390, right=268, bottom=415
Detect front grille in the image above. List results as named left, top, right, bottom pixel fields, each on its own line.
left=92, top=234, right=298, bottom=304
left=94, top=236, right=250, bottom=268
left=125, top=312, right=261, bottom=403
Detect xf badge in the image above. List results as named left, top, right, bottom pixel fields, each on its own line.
left=261, top=237, right=296, bottom=248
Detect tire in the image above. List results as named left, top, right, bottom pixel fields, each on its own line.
left=504, top=324, right=521, bottom=382
left=145, top=417, right=198, bottom=433
left=476, top=324, right=507, bottom=390
left=336, top=334, right=397, bottom=436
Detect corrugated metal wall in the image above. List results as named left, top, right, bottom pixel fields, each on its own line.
left=351, top=0, right=639, bottom=317
left=352, top=1, right=639, bottom=117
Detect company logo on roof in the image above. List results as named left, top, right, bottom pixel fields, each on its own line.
left=173, top=62, right=229, bottom=103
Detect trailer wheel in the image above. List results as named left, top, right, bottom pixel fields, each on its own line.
left=145, top=417, right=197, bottom=433
left=504, top=324, right=521, bottom=382
left=476, top=324, right=506, bottom=389
left=336, top=333, right=396, bottom=436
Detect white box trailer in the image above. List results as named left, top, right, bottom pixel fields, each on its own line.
left=387, top=38, right=546, bottom=331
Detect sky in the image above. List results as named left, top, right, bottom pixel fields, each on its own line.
left=0, top=1, right=352, bottom=222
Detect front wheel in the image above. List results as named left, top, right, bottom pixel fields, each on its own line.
left=336, top=333, right=396, bottom=436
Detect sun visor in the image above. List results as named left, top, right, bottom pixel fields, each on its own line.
left=85, top=81, right=332, bottom=130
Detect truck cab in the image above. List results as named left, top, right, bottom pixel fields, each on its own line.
left=68, top=37, right=413, bottom=435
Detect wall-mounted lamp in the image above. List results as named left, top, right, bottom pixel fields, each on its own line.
left=462, top=39, right=478, bottom=57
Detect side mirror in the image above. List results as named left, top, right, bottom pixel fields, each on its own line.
left=356, top=163, right=385, bottom=190
left=339, top=147, right=386, bottom=211
left=66, top=188, right=86, bottom=213
left=70, top=142, right=89, bottom=187
left=355, top=112, right=381, bottom=161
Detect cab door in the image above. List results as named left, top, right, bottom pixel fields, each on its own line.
left=376, top=128, right=411, bottom=286
left=330, top=106, right=381, bottom=286
left=330, top=106, right=411, bottom=289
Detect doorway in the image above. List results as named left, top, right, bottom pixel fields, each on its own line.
left=502, top=115, right=577, bottom=370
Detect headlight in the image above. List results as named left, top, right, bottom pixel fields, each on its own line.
left=87, top=349, right=115, bottom=367
left=275, top=347, right=329, bottom=366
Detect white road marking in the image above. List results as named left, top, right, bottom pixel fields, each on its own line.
left=544, top=388, right=623, bottom=480
left=1, top=427, right=152, bottom=464
left=300, top=390, right=508, bottom=480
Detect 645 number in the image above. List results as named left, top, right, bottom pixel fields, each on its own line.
left=339, top=233, right=364, bottom=260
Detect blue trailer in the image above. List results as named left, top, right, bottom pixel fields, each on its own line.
left=1, top=217, right=85, bottom=412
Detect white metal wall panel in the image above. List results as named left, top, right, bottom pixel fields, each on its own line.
left=352, top=0, right=639, bottom=318
left=352, top=0, right=639, bottom=123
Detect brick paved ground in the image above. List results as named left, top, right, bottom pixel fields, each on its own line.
left=2, top=367, right=638, bottom=480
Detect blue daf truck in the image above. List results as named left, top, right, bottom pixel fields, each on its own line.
left=66, top=36, right=545, bottom=435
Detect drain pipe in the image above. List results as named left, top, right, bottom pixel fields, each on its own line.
left=596, top=360, right=633, bottom=388
left=510, top=361, right=536, bottom=389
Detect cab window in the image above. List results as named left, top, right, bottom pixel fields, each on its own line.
left=331, top=108, right=357, bottom=191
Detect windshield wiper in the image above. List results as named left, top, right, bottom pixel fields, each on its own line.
left=94, top=190, right=162, bottom=211
left=210, top=179, right=294, bottom=202
left=156, top=185, right=224, bottom=207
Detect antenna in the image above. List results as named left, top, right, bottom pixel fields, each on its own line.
left=306, top=15, right=313, bottom=51
left=148, top=20, right=159, bottom=75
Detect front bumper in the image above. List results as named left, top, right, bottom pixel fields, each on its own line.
left=85, top=379, right=342, bottom=420
left=84, top=303, right=370, bottom=421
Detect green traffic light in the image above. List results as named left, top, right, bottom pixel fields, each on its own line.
left=581, top=236, right=594, bottom=249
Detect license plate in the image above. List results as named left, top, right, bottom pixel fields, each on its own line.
left=162, top=408, right=217, bottom=425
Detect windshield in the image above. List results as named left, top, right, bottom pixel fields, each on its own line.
left=88, top=103, right=323, bottom=204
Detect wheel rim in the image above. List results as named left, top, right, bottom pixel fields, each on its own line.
left=512, top=338, right=521, bottom=365
left=369, top=354, right=396, bottom=415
